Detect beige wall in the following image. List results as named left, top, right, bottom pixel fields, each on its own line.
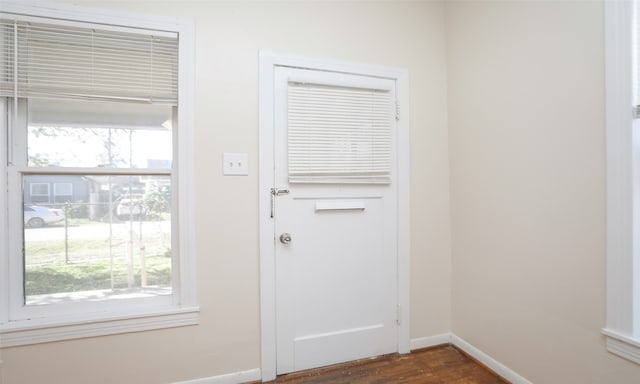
left=447, top=1, right=640, bottom=383
left=6, top=1, right=638, bottom=384
left=1, top=1, right=452, bottom=383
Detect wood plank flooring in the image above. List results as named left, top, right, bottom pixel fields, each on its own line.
left=259, top=345, right=509, bottom=384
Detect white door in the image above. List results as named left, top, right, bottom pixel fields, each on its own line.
left=273, top=66, right=399, bottom=374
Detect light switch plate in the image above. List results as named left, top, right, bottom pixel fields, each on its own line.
left=223, top=153, right=249, bottom=176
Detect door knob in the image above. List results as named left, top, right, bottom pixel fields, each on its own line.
left=280, top=233, right=292, bottom=244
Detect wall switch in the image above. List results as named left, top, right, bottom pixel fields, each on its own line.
left=223, top=153, right=249, bottom=176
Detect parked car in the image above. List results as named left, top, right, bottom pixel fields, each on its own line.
left=24, top=205, right=65, bottom=228
left=116, top=198, right=145, bottom=220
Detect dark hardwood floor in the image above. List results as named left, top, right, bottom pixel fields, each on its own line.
left=259, top=345, right=509, bottom=384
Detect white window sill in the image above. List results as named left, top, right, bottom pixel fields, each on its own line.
left=0, top=306, right=199, bottom=347
left=602, top=328, right=640, bottom=365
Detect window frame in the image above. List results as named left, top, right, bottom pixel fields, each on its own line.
left=604, top=0, right=640, bottom=365
left=0, top=2, right=198, bottom=348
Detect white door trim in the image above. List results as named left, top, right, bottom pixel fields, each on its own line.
left=258, top=51, right=411, bottom=381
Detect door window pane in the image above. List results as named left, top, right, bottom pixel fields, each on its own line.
left=287, top=82, right=393, bottom=184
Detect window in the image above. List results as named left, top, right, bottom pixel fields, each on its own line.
left=29, top=183, right=50, bottom=203
left=287, top=82, right=393, bottom=184
left=53, top=182, right=72, bottom=203
left=604, top=0, right=640, bottom=365
left=53, top=183, right=72, bottom=197
left=0, top=3, right=197, bottom=347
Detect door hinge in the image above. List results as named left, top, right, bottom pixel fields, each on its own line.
left=395, top=101, right=400, bottom=121
left=396, top=304, right=402, bottom=325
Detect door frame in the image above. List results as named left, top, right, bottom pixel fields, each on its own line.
left=258, top=51, right=411, bottom=381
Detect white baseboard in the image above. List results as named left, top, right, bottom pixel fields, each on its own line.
left=175, top=334, right=529, bottom=384
left=409, top=333, right=452, bottom=350
left=174, top=368, right=261, bottom=384
left=451, top=334, right=532, bottom=384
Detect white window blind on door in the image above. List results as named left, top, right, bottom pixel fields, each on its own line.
left=0, top=19, right=178, bottom=104
left=287, top=82, right=393, bottom=184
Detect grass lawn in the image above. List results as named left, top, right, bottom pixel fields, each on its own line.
left=25, top=256, right=171, bottom=296
left=26, top=237, right=170, bottom=265
left=23, top=220, right=172, bottom=296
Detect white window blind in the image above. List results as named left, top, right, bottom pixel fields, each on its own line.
left=0, top=19, right=178, bottom=104
left=287, top=82, right=393, bottom=184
